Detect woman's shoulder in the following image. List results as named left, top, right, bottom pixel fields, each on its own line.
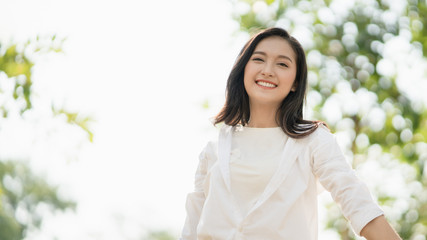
left=205, top=140, right=218, bottom=153
left=299, top=123, right=335, bottom=146
left=199, top=140, right=218, bottom=161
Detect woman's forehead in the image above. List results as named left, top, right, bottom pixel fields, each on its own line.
left=254, top=36, right=296, bottom=60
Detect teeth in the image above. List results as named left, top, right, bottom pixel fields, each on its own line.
left=257, top=81, right=276, bottom=88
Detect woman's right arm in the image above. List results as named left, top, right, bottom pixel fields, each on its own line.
left=180, top=144, right=210, bottom=240
left=360, top=215, right=401, bottom=240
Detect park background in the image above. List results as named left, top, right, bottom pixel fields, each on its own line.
left=0, top=0, right=427, bottom=239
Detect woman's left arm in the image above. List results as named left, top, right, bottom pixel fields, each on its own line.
left=311, top=126, right=401, bottom=238
left=360, top=215, right=401, bottom=240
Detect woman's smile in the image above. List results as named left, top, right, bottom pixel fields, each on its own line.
left=256, top=79, right=277, bottom=89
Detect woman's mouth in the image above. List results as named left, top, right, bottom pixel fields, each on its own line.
left=256, top=80, right=277, bottom=88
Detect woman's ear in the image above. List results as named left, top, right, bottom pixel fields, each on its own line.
left=291, top=82, right=297, bottom=92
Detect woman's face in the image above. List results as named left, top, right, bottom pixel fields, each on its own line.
left=243, top=36, right=297, bottom=108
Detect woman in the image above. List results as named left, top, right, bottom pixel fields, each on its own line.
left=181, top=27, right=401, bottom=240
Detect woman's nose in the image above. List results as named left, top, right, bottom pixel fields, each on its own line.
left=261, top=63, right=274, bottom=77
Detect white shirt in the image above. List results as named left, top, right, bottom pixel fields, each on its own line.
left=230, top=127, right=287, bottom=215
left=181, top=124, right=383, bottom=240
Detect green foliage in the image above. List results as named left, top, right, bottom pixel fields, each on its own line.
left=0, top=161, right=75, bottom=240
left=0, top=43, right=34, bottom=114
left=142, top=230, right=176, bottom=240
left=411, top=0, right=427, bottom=55
left=52, top=105, right=94, bottom=142
left=230, top=0, right=427, bottom=239
left=0, top=36, right=93, bottom=140
left=0, top=36, right=90, bottom=239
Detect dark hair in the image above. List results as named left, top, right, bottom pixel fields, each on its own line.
left=214, top=27, right=325, bottom=138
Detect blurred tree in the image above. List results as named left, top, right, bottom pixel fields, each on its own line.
left=230, top=0, right=427, bottom=239
left=142, top=230, right=176, bottom=240
left=0, top=161, right=75, bottom=240
left=0, top=36, right=92, bottom=239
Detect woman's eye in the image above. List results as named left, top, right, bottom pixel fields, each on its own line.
left=252, top=57, right=264, bottom=62
left=278, top=63, right=288, bottom=67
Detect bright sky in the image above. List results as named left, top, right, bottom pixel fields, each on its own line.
left=1, top=0, right=426, bottom=239
left=0, top=0, right=247, bottom=239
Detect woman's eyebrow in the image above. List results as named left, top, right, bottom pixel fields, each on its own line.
left=253, top=51, right=293, bottom=63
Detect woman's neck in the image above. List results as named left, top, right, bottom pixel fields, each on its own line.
left=247, top=102, right=279, bottom=128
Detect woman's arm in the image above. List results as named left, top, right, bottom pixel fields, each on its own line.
left=310, top=127, right=399, bottom=237
left=181, top=142, right=212, bottom=240
left=311, top=127, right=384, bottom=235
left=360, top=215, right=401, bottom=240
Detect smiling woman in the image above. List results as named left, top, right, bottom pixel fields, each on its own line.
left=243, top=36, right=297, bottom=124
left=180, top=27, right=401, bottom=240
left=214, top=27, right=321, bottom=138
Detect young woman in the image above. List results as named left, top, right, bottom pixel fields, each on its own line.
left=181, top=27, right=401, bottom=240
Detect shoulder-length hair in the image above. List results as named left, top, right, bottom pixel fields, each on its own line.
left=214, top=27, right=325, bottom=138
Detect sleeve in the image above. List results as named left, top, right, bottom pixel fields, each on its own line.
left=180, top=143, right=210, bottom=240
left=311, top=127, right=384, bottom=236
